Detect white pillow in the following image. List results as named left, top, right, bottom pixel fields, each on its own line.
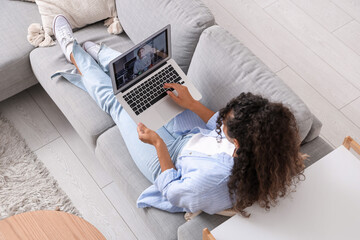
left=27, top=0, right=123, bottom=47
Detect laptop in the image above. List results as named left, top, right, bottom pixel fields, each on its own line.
left=109, top=25, right=202, bottom=130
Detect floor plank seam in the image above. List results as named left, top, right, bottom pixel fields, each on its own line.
left=339, top=96, right=360, bottom=111
left=275, top=65, right=288, bottom=73
left=27, top=86, right=113, bottom=189
left=338, top=110, right=360, bottom=131
left=262, top=1, right=360, bottom=94
left=212, top=0, right=288, bottom=72
left=33, top=136, right=62, bottom=152
left=27, top=88, right=61, bottom=139
left=329, top=0, right=356, bottom=20
left=255, top=0, right=278, bottom=9
left=101, top=184, right=139, bottom=240
left=280, top=66, right=354, bottom=111
left=330, top=18, right=355, bottom=33
left=100, top=181, right=114, bottom=190
left=333, top=22, right=360, bottom=59
left=61, top=138, right=111, bottom=190
left=287, top=0, right=354, bottom=33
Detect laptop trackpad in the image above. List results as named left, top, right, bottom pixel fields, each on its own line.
left=157, top=99, right=183, bottom=121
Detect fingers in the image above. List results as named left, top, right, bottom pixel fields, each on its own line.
left=137, top=122, right=146, bottom=134
left=166, top=90, right=179, bottom=102
left=166, top=91, right=181, bottom=104
left=164, top=82, right=182, bottom=91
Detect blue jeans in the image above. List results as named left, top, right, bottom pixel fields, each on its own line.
left=53, top=41, right=191, bottom=183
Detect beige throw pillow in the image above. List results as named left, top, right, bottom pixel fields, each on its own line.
left=27, top=0, right=123, bottom=47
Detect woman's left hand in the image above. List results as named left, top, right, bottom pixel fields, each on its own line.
left=137, top=123, right=162, bottom=146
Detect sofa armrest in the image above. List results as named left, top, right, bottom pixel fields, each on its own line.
left=187, top=25, right=313, bottom=142
left=302, top=114, right=323, bottom=143
left=300, top=136, right=334, bottom=168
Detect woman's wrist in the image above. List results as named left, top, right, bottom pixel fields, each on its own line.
left=188, top=100, right=200, bottom=112
left=188, top=100, right=215, bottom=123
left=154, top=138, right=165, bottom=148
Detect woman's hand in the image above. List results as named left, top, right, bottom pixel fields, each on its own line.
left=137, top=122, right=175, bottom=171
left=137, top=122, right=162, bottom=146
left=164, top=83, right=197, bottom=110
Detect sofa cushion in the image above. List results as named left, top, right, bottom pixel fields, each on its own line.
left=95, top=126, right=185, bottom=240
left=115, top=0, right=214, bottom=74
left=30, top=22, right=134, bottom=149
left=303, top=114, right=322, bottom=143
left=301, top=136, right=334, bottom=167
left=187, top=25, right=313, bottom=142
left=0, top=0, right=41, bottom=101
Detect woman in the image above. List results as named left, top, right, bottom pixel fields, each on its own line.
left=52, top=15, right=306, bottom=217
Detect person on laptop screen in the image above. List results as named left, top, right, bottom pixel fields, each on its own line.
left=52, top=15, right=306, bottom=217
left=112, top=33, right=168, bottom=90
left=133, top=45, right=167, bottom=76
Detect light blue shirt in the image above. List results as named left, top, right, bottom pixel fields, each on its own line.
left=137, top=111, right=234, bottom=214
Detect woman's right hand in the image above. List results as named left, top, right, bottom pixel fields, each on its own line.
left=164, top=83, right=197, bottom=110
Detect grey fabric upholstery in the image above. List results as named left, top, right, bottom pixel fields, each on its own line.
left=115, top=0, right=215, bottom=73
left=95, top=126, right=185, bottom=240
left=30, top=22, right=134, bottom=149
left=303, top=114, right=323, bottom=143
left=301, top=136, right=334, bottom=167
left=177, top=136, right=334, bottom=240
left=187, top=25, right=313, bottom=142
left=0, top=0, right=41, bottom=101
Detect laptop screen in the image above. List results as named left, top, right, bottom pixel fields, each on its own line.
left=113, top=28, right=169, bottom=92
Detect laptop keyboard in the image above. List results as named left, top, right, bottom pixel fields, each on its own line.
left=123, top=65, right=185, bottom=115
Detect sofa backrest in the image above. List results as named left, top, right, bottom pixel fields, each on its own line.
left=187, top=25, right=314, bottom=142
left=115, top=0, right=214, bottom=74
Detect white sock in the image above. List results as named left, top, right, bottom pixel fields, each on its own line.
left=82, top=41, right=100, bottom=60
left=65, top=42, right=74, bottom=62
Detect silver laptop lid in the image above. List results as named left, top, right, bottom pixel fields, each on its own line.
left=109, top=25, right=172, bottom=94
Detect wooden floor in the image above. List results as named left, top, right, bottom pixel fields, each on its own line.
left=0, top=0, right=359, bottom=239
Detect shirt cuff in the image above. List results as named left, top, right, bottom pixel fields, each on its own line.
left=154, top=168, right=181, bottom=192
left=206, top=111, right=220, bottom=130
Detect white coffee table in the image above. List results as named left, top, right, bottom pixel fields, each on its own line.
left=208, top=137, right=360, bottom=240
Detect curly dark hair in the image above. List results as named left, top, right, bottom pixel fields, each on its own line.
left=216, top=92, right=306, bottom=217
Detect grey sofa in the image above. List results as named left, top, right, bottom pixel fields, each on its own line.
left=1, top=0, right=333, bottom=239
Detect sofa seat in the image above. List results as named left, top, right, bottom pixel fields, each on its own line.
left=0, top=0, right=41, bottom=101
left=30, top=22, right=134, bottom=149
left=95, top=126, right=186, bottom=240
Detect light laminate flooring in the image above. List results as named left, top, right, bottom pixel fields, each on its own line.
left=1, top=0, right=360, bottom=239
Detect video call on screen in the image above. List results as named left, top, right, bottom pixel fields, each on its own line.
left=113, top=30, right=168, bottom=90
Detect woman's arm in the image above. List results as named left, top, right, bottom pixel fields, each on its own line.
left=164, top=83, right=215, bottom=123
left=137, top=123, right=174, bottom=172
left=188, top=100, right=215, bottom=124
left=154, top=139, right=174, bottom=171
